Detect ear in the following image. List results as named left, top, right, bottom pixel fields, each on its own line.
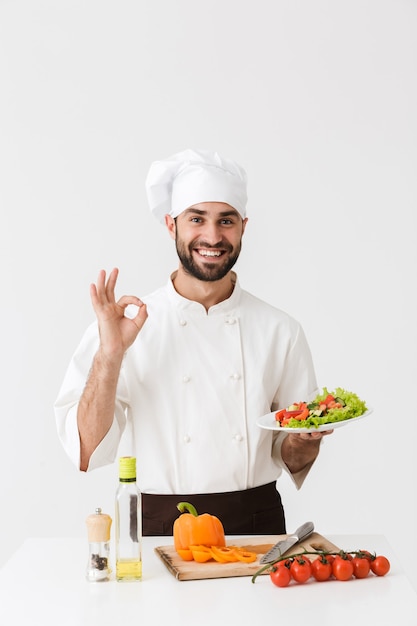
left=242, top=217, right=249, bottom=235
left=165, top=214, right=176, bottom=240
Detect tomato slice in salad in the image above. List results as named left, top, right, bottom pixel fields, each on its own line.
left=276, top=407, right=309, bottom=424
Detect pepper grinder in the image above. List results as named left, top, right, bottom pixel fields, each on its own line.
left=85, top=508, right=112, bottom=581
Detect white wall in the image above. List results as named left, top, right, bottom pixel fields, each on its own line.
left=1, top=0, right=416, bottom=590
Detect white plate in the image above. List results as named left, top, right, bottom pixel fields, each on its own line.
left=256, top=408, right=372, bottom=433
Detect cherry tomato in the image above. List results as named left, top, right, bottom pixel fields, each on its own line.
left=370, top=555, right=390, bottom=576
left=311, top=556, right=332, bottom=582
left=357, top=549, right=374, bottom=561
left=332, top=555, right=354, bottom=581
left=290, top=556, right=312, bottom=583
left=270, top=562, right=292, bottom=587
left=352, top=556, right=371, bottom=579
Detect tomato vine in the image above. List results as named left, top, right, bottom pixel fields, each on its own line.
left=251, top=548, right=390, bottom=585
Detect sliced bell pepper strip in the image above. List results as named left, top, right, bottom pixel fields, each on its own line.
left=189, top=545, right=213, bottom=563
left=210, top=546, right=258, bottom=563
left=178, top=544, right=258, bottom=564
left=176, top=548, right=193, bottom=561
left=210, top=546, right=240, bottom=563
left=231, top=548, right=257, bottom=563
left=293, top=407, right=309, bottom=421
left=275, top=409, right=287, bottom=421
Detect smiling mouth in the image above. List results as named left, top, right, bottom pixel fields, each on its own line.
left=196, top=248, right=223, bottom=258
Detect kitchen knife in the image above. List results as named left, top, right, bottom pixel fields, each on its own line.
left=260, top=521, right=314, bottom=564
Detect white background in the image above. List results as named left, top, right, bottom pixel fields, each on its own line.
left=1, top=0, right=416, bottom=590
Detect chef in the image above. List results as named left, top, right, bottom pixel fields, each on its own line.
left=54, top=148, right=332, bottom=536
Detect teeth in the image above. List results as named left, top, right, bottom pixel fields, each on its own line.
left=199, top=250, right=221, bottom=257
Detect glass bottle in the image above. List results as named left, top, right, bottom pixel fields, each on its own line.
left=85, top=507, right=112, bottom=582
left=115, top=456, right=142, bottom=581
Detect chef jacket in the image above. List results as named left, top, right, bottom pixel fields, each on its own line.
left=54, top=272, right=319, bottom=494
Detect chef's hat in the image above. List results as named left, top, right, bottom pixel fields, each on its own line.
left=145, top=149, right=248, bottom=223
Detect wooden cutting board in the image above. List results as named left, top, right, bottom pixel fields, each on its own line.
left=155, top=532, right=339, bottom=581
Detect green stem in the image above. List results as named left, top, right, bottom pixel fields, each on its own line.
left=176, top=502, right=198, bottom=516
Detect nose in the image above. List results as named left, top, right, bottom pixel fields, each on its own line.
left=201, top=221, right=223, bottom=245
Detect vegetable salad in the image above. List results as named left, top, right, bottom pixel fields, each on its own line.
left=276, top=387, right=368, bottom=429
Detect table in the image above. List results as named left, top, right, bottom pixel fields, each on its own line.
left=1, top=535, right=416, bottom=625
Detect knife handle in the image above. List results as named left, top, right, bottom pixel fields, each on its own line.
left=293, top=521, right=314, bottom=542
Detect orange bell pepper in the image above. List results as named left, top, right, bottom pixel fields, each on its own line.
left=174, top=502, right=226, bottom=560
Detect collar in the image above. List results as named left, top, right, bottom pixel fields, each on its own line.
left=166, top=270, right=241, bottom=315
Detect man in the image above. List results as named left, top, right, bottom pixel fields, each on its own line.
left=55, top=149, right=332, bottom=536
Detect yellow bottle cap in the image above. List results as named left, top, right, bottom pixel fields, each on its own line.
left=119, top=456, right=137, bottom=480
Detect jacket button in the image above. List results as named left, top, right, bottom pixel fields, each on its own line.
left=234, top=434, right=243, bottom=442
left=179, top=319, right=187, bottom=326
left=230, top=373, right=241, bottom=380
left=182, top=376, right=191, bottom=383
left=183, top=435, right=191, bottom=443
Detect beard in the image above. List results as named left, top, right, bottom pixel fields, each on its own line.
left=175, top=236, right=242, bottom=282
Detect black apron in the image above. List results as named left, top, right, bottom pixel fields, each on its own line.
left=142, top=482, right=286, bottom=536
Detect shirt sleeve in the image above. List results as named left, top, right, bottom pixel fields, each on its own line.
left=272, top=322, right=319, bottom=412
left=270, top=322, right=320, bottom=488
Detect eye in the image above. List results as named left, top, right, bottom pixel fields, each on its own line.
left=190, top=216, right=203, bottom=223
left=220, top=218, right=233, bottom=225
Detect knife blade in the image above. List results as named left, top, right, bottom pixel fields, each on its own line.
left=260, top=521, right=314, bottom=564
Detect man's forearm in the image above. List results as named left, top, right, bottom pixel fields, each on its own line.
left=77, top=349, right=123, bottom=471
left=281, top=433, right=322, bottom=475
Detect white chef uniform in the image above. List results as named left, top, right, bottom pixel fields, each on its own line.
left=55, top=271, right=318, bottom=495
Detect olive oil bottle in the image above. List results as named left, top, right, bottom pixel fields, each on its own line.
left=115, top=456, right=142, bottom=581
